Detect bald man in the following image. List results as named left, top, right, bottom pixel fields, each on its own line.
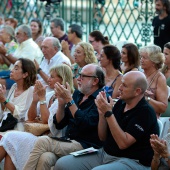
left=55, top=71, right=159, bottom=170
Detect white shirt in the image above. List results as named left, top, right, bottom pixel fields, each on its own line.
left=38, top=51, right=71, bottom=92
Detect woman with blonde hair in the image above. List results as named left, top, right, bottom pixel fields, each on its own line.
left=0, top=64, right=74, bottom=170
left=140, top=45, right=168, bottom=117
left=72, top=41, right=97, bottom=88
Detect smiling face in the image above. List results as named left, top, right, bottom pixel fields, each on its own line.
left=10, top=60, right=28, bottom=81
left=48, top=70, right=63, bottom=89
left=163, top=47, right=170, bottom=66
left=74, top=44, right=86, bottom=66
left=30, top=21, right=40, bottom=35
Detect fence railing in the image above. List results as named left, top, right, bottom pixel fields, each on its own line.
left=0, top=0, right=155, bottom=47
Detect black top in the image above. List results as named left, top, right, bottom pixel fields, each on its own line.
left=104, top=97, right=159, bottom=166
left=58, top=33, right=73, bottom=50
left=152, top=15, right=170, bottom=51
left=53, top=89, right=103, bottom=149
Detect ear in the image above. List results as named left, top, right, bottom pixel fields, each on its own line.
left=92, top=77, right=99, bottom=86
left=23, top=72, right=28, bottom=78
left=135, top=88, right=142, bottom=96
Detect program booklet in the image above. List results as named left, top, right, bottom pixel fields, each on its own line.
left=70, top=147, right=98, bottom=157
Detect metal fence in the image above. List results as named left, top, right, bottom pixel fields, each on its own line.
left=0, top=0, right=155, bottom=47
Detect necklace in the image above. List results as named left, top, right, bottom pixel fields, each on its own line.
left=146, top=70, right=157, bottom=79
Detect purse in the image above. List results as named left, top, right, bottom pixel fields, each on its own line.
left=0, top=113, right=18, bottom=132
left=24, top=122, right=49, bottom=136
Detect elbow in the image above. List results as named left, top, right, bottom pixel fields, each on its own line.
left=117, top=142, right=130, bottom=150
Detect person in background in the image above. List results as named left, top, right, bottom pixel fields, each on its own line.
left=0, top=14, right=4, bottom=27
left=5, top=18, right=18, bottom=29
left=152, top=0, right=170, bottom=51
left=0, top=25, right=18, bottom=71
left=89, top=30, right=109, bottom=60
left=50, top=17, right=73, bottom=50
left=161, top=42, right=170, bottom=117
left=30, top=18, right=44, bottom=47
left=120, top=43, right=140, bottom=74
left=71, top=42, right=97, bottom=89
left=99, top=45, right=122, bottom=98
left=140, top=45, right=168, bottom=117
left=61, top=24, right=83, bottom=64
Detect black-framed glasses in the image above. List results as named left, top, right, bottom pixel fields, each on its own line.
left=78, top=73, right=97, bottom=79
left=89, top=40, right=95, bottom=44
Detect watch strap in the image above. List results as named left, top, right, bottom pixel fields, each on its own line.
left=3, top=99, right=9, bottom=105
left=66, top=100, right=75, bottom=107
left=104, top=111, right=113, bottom=118
left=39, top=100, right=46, bottom=105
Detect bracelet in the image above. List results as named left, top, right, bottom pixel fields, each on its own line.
left=3, top=99, right=9, bottom=105
left=37, top=68, right=42, bottom=74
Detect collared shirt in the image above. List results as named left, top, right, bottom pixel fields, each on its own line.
left=53, top=88, right=104, bottom=149
left=38, top=51, right=71, bottom=92
left=104, top=97, right=159, bottom=166
left=13, top=38, right=43, bottom=64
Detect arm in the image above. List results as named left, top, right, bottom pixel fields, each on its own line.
left=95, top=92, right=136, bottom=149
left=112, top=75, right=122, bottom=99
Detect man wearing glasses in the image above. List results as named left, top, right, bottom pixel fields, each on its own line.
left=23, top=64, right=105, bottom=170
left=152, top=0, right=170, bottom=51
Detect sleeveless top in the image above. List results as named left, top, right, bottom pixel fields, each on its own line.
left=103, top=74, right=122, bottom=96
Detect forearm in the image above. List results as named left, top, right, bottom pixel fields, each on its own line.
left=27, top=102, right=38, bottom=121
left=107, top=114, right=135, bottom=149
left=151, top=154, right=160, bottom=170
left=5, top=54, right=17, bottom=64
left=98, top=115, right=107, bottom=141
left=40, top=105, right=50, bottom=124
left=4, top=102, right=15, bottom=113
left=62, top=49, right=74, bottom=64
left=56, top=105, right=66, bottom=123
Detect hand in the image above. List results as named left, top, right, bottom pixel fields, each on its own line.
left=34, top=59, right=39, bottom=70
left=0, top=84, right=6, bottom=102
left=61, top=40, right=69, bottom=52
left=54, top=82, right=72, bottom=104
left=145, top=90, right=154, bottom=98
left=0, top=44, right=7, bottom=55
left=34, top=80, right=47, bottom=101
left=95, top=91, right=113, bottom=115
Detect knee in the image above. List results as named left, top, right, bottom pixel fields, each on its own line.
left=34, top=136, right=49, bottom=148
left=54, top=157, right=70, bottom=170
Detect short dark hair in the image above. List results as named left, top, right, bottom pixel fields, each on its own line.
left=18, top=58, right=36, bottom=90
left=89, top=30, right=109, bottom=45
left=51, top=18, right=65, bottom=31
left=69, top=24, right=83, bottom=39
left=95, top=65, right=105, bottom=88
left=103, top=45, right=121, bottom=71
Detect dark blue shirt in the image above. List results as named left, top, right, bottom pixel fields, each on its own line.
left=53, top=89, right=103, bottom=149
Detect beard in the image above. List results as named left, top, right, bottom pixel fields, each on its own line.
left=155, top=9, right=164, bottom=15
left=78, top=79, right=93, bottom=94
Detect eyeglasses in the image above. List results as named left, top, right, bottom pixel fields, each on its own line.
left=78, top=73, right=97, bottom=80
left=89, top=40, right=95, bottom=44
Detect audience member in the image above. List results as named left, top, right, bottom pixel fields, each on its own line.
left=50, top=18, right=73, bottom=50
left=23, top=64, right=105, bottom=170
left=140, top=45, right=168, bottom=117
left=0, top=58, right=36, bottom=131
left=5, top=18, right=18, bottom=29
left=0, top=25, right=18, bottom=70
left=54, top=71, right=159, bottom=170
left=89, top=30, right=109, bottom=60
left=71, top=42, right=97, bottom=89
left=36, top=37, right=71, bottom=92
left=0, top=64, right=74, bottom=170
left=0, top=14, right=4, bottom=27
left=61, top=24, right=83, bottom=64
left=161, top=42, right=170, bottom=117
left=0, top=24, right=43, bottom=89
left=152, top=0, right=170, bottom=51
left=99, top=45, right=122, bottom=98
left=30, top=18, right=44, bottom=47
left=120, top=43, right=140, bottom=74
left=150, top=134, right=170, bottom=170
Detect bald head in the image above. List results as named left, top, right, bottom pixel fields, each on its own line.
left=124, top=71, right=148, bottom=94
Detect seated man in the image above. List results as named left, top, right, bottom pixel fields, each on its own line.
left=23, top=63, right=105, bottom=170
left=55, top=71, right=159, bottom=170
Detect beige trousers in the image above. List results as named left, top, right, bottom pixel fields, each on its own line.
left=23, top=136, right=83, bottom=170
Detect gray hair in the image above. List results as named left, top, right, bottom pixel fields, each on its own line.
left=139, top=45, right=164, bottom=69
left=1, top=25, right=15, bottom=40
left=51, top=18, right=65, bottom=31
left=17, top=24, right=32, bottom=38
left=52, top=37, right=62, bottom=51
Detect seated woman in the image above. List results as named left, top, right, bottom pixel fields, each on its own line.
left=161, top=42, right=170, bottom=117
left=0, top=64, right=74, bottom=170
left=140, top=45, right=168, bottom=118
left=99, top=45, right=122, bottom=98
left=72, top=42, right=97, bottom=89
left=150, top=134, right=170, bottom=170
left=0, top=58, right=36, bottom=131
left=120, top=43, right=140, bottom=74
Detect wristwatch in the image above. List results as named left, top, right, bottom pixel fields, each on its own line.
left=39, top=100, right=46, bottom=105
left=147, top=96, right=151, bottom=102
left=104, top=111, right=113, bottom=118
left=66, top=100, right=75, bottom=107
left=5, top=53, right=9, bottom=57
